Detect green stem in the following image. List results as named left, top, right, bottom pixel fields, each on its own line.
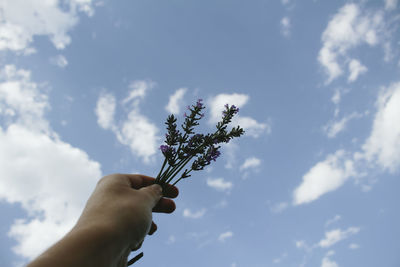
left=165, top=156, right=194, bottom=184
left=160, top=157, right=188, bottom=184
left=155, top=157, right=167, bottom=182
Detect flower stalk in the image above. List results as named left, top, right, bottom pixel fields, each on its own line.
left=154, top=99, right=244, bottom=188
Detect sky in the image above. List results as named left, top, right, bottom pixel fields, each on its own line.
left=0, top=0, right=399, bottom=266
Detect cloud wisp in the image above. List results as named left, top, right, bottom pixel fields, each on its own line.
left=95, top=81, right=160, bottom=163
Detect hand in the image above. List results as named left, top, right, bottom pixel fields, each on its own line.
left=75, top=173, right=178, bottom=265
left=27, top=173, right=178, bottom=267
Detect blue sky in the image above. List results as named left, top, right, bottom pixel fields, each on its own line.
left=0, top=0, right=399, bottom=266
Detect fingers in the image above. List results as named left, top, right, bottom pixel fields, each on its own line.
left=148, top=221, right=157, bottom=235
left=153, top=197, right=176, bottom=213
left=125, top=174, right=179, bottom=198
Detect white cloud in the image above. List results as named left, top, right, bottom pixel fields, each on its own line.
left=207, top=177, right=233, bottom=192
left=348, top=59, right=367, bottom=82
left=122, top=80, right=155, bottom=108
left=165, top=88, right=187, bottom=114
left=235, top=116, right=271, bottom=138
left=362, top=82, right=400, bottom=172
left=95, top=81, right=160, bottom=163
left=321, top=256, right=338, bottom=267
left=183, top=208, right=206, bottom=219
left=0, top=65, right=49, bottom=132
left=318, top=3, right=384, bottom=83
left=0, top=65, right=102, bottom=260
left=50, top=55, right=68, bottom=68
left=95, top=92, right=116, bottom=130
left=319, top=227, right=360, bottom=248
left=385, top=0, right=398, bottom=10
left=208, top=93, right=249, bottom=123
left=208, top=93, right=270, bottom=138
left=349, top=243, right=360, bottom=249
left=218, top=231, right=233, bottom=242
left=331, top=89, right=341, bottom=105
left=240, top=157, right=261, bottom=171
left=240, top=156, right=262, bottom=179
left=295, top=240, right=313, bottom=253
left=325, top=215, right=341, bottom=227
left=0, top=0, right=96, bottom=53
left=223, top=141, right=238, bottom=169
left=280, top=17, right=291, bottom=37
left=116, top=110, right=159, bottom=162
left=270, top=202, right=289, bottom=213
left=323, top=112, right=362, bottom=138
left=293, top=150, right=355, bottom=205
left=2, top=126, right=101, bottom=259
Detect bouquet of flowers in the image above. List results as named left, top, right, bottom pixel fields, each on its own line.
left=155, top=99, right=244, bottom=188
left=128, top=99, right=244, bottom=266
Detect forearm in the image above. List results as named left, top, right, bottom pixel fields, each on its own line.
left=26, top=223, right=129, bottom=267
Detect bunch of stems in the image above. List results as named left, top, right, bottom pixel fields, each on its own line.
left=154, top=99, right=244, bottom=188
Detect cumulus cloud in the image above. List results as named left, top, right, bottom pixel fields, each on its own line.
left=280, top=17, right=291, bottom=37
left=117, top=111, right=159, bottom=162
left=323, top=112, right=362, bottom=138
left=240, top=156, right=262, bottom=179
left=2, top=126, right=101, bottom=259
left=0, top=65, right=102, bottom=260
left=235, top=116, right=271, bottom=138
left=95, top=92, right=116, bottom=130
left=348, top=59, right=367, bottom=82
left=240, top=157, right=261, bottom=171
left=321, top=255, right=338, bottom=267
left=318, top=227, right=360, bottom=248
left=296, top=81, right=400, bottom=205
left=50, top=55, right=69, bottom=68
left=361, top=82, right=400, bottom=173
left=165, top=88, right=187, bottom=114
left=95, top=81, right=160, bottom=163
left=0, top=0, right=96, bottom=53
left=318, top=3, right=385, bottom=83
left=208, top=93, right=270, bottom=138
left=206, top=177, right=233, bottom=192
left=183, top=208, right=206, bottom=219
left=293, top=150, right=355, bottom=205
left=0, top=65, right=49, bottom=131
left=218, top=231, right=233, bottom=242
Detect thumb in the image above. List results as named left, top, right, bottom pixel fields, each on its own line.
left=139, top=184, right=163, bottom=207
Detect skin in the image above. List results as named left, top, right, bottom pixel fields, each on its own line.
left=26, top=173, right=179, bottom=267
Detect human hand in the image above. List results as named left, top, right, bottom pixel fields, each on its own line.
left=74, top=173, right=178, bottom=266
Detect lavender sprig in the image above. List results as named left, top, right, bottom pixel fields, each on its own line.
left=155, top=99, right=244, bottom=188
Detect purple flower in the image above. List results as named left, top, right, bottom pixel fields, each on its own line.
left=160, top=145, right=170, bottom=153
left=206, top=146, right=221, bottom=162
left=224, top=103, right=229, bottom=109
left=231, top=105, right=239, bottom=114
left=196, top=99, right=203, bottom=108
